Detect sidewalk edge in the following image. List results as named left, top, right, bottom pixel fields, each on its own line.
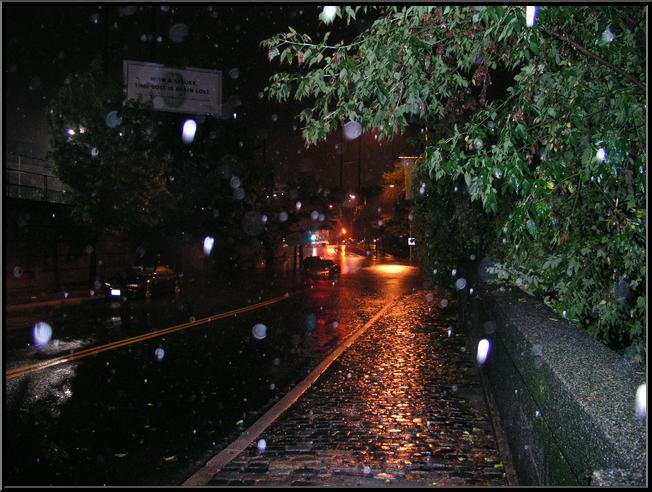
left=181, top=297, right=399, bottom=487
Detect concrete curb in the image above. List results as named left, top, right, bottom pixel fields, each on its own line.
left=182, top=297, right=399, bottom=487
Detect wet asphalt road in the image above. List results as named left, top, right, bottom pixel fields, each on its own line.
left=4, top=247, right=425, bottom=485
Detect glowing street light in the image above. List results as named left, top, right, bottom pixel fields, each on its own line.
left=341, top=228, right=347, bottom=235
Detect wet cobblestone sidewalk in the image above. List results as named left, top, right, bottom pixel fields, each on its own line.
left=206, top=290, right=508, bottom=486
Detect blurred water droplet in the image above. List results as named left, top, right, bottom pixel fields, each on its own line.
left=12, top=266, right=23, bottom=278
left=425, top=292, right=434, bottom=303
left=343, top=120, right=362, bottom=140
left=105, top=111, right=122, bottom=128
left=181, top=119, right=197, bottom=144
left=228, top=68, right=240, bottom=79
left=636, top=384, right=646, bottom=420
left=154, top=347, right=165, bottom=361
left=483, top=321, right=496, bottom=334
left=440, top=299, right=449, bottom=308
left=168, top=23, right=189, bottom=43
left=203, top=236, right=215, bottom=256
left=455, top=278, right=467, bottom=290
left=601, top=26, right=615, bottom=43
left=595, top=147, right=607, bottom=163
left=233, top=188, right=245, bottom=200
left=257, top=439, right=267, bottom=453
left=477, top=339, right=490, bottom=365
left=33, top=321, right=53, bottom=346
left=252, top=323, right=268, bottom=340
left=91, top=147, right=99, bottom=158
left=321, top=6, right=337, bottom=23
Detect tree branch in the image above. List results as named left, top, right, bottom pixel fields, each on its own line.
left=544, top=28, right=646, bottom=93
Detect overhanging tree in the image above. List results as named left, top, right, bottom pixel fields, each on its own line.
left=261, top=5, right=646, bottom=361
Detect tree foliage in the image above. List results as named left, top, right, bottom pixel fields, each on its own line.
left=262, top=5, right=646, bottom=361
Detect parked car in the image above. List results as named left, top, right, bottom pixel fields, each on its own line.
left=301, top=256, right=340, bottom=278
left=103, top=265, right=180, bottom=300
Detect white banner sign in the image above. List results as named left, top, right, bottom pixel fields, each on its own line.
left=124, top=60, right=222, bottom=116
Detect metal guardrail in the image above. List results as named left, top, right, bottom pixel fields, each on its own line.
left=4, top=166, right=67, bottom=203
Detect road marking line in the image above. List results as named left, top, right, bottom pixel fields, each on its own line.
left=5, top=292, right=299, bottom=381
left=182, top=297, right=398, bottom=487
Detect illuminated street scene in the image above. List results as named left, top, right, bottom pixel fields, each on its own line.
left=3, top=3, right=647, bottom=488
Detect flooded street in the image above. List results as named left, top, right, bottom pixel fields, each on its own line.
left=5, top=247, right=429, bottom=485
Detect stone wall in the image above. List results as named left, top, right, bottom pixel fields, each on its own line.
left=464, top=280, right=646, bottom=486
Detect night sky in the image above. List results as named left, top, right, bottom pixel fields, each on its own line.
left=4, top=3, right=416, bottom=191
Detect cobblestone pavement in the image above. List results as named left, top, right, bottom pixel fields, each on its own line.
left=206, top=289, right=508, bottom=486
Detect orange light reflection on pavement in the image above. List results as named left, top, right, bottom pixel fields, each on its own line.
left=366, top=264, right=417, bottom=275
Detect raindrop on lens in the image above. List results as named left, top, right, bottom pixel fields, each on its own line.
left=425, top=292, right=434, bottom=303
left=311, top=211, right=319, bottom=221
left=525, top=6, right=538, bottom=27
left=455, top=278, right=467, bottom=290
left=203, top=236, right=214, bottom=256
left=229, top=176, right=241, bottom=189
left=440, top=299, right=449, bottom=308
left=154, top=347, right=165, bottom=361
left=279, top=212, right=288, bottom=222
left=105, top=110, right=122, bottom=128
left=181, top=119, right=197, bottom=144
left=257, top=439, right=267, bottom=453
left=228, top=68, right=240, bottom=79
left=477, top=339, right=490, bottom=365
left=596, top=147, right=607, bottom=163
left=636, top=384, right=646, bottom=420
left=168, top=23, right=189, bottom=43
left=295, top=201, right=302, bottom=211
left=252, top=323, right=268, bottom=340
left=13, top=266, right=23, bottom=278
left=33, top=321, right=53, bottom=346
left=91, top=147, right=99, bottom=158
left=602, top=26, right=615, bottom=43
left=322, top=6, right=337, bottom=23
left=451, top=269, right=457, bottom=277
left=343, top=120, right=362, bottom=140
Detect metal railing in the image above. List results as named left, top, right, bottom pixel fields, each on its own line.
left=4, top=153, right=67, bottom=203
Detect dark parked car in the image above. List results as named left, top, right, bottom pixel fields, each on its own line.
left=103, top=265, right=180, bottom=300
left=301, top=256, right=340, bottom=278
